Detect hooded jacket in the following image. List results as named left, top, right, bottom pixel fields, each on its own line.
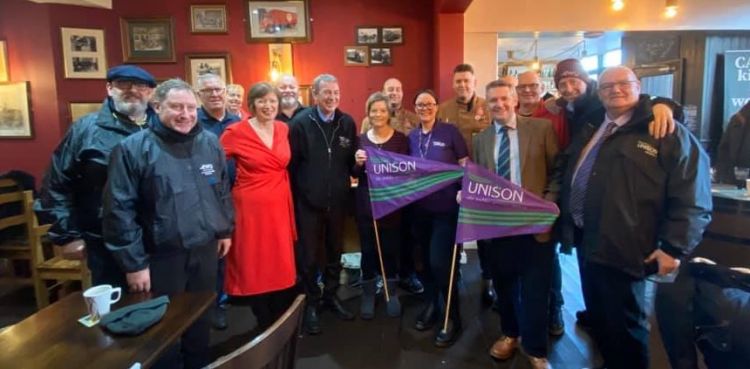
left=289, top=106, right=357, bottom=210
left=34, top=98, right=156, bottom=245
left=103, top=118, right=234, bottom=273
left=559, top=95, right=712, bottom=278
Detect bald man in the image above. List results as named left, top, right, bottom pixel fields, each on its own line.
left=360, top=78, right=419, bottom=134
left=558, top=66, right=711, bottom=369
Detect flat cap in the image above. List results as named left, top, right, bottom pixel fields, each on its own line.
left=106, top=64, right=156, bottom=87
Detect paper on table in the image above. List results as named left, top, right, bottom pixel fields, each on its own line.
left=77, top=314, right=99, bottom=328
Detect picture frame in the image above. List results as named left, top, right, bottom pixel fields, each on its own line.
left=344, top=46, right=368, bottom=67
left=0, top=82, right=33, bottom=139
left=245, top=0, right=311, bottom=43
left=381, top=27, right=404, bottom=45
left=60, top=27, right=107, bottom=79
left=298, top=84, right=311, bottom=106
left=356, top=27, right=379, bottom=45
left=120, top=17, right=176, bottom=63
left=268, top=43, right=293, bottom=78
left=0, top=40, right=8, bottom=82
left=190, top=5, right=228, bottom=34
left=69, top=102, right=101, bottom=123
left=370, top=47, right=392, bottom=66
left=185, top=53, right=233, bottom=87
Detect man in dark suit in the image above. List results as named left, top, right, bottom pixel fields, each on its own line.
left=472, top=80, right=559, bottom=369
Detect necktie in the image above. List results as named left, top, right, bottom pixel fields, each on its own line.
left=496, top=126, right=510, bottom=179
left=569, top=122, right=618, bottom=227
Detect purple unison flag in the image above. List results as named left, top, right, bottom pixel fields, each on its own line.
left=456, top=161, right=560, bottom=243
left=365, top=148, right=463, bottom=219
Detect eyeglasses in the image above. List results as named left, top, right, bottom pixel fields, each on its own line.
left=415, top=103, right=436, bottom=110
left=199, top=87, right=226, bottom=95
left=112, top=80, right=151, bottom=91
left=598, top=80, right=638, bottom=92
left=516, top=83, right=540, bottom=91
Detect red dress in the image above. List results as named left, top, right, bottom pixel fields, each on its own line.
left=220, top=120, right=297, bottom=296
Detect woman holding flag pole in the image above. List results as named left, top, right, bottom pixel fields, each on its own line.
left=353, top=92, right=410, bottom=320
left=407, top=90, right=469, bottom=347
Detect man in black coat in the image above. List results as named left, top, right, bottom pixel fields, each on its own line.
left=35, top=65, right=157, bottom=288
left=289, top=73, right=358, bottom=335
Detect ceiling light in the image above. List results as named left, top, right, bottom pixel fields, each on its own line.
left=612, top=0, right=625, bottom=11
left=664, top=0, right=678, bottom=18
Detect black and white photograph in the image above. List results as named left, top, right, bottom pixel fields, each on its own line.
left=381, top=27, right=403, bottom=44
left=121, top=17, right=176, bottom=62
left=0, top=82, right=32, bottom=138
left=186, top=53, right=233, bottom=87
left=191, top=5, right=228, bottom=33
left=356, top=27, right=379, bottom=44
left=60, top=27, right=107, bottom=78
left=344, top=46, right=368, bottom=66
left=370, top=47, right=392, bottom=65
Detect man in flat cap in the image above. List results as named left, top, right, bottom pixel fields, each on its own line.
left=35, top=64, right=158, bottom=289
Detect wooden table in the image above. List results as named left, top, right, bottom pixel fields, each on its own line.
left=0, top=290, right=215, bottom=369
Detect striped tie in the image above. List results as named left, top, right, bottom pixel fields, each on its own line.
left=496, top=126, right=510, bottom=179
left=569, top=122, right=618, bottom=228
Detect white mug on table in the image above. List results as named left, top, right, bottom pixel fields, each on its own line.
left=83, top=284, right=121, bottom=321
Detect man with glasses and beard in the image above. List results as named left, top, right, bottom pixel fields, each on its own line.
left=35, top=65, right=157, bottom=289
left=275, top=74, right=306, bottom=123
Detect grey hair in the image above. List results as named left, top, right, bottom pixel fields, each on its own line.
left=196, top=73, right=225, bottom=90
left=485, top=79, right=517, bottom=98
left=153, top=78, right=196, bottom=104
left=226, top=83, right=244, bottom=94
left=312, top=74, right=338, bottom=94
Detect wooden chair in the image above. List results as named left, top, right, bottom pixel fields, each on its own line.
left=207, top=295, right=306, bottom=369
left=0, top=179, right=34, bottom=284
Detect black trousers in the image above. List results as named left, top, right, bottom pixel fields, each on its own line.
left=476, top=239, right=492, bottom=279
left=398, top=206, right=419, bottom=279
left=358, top=220, right=400, bottom=280
left=412, top=208, right=461, bottom=321
left=586, top=262, right=650, bottom=369
left=150, top=244, right=218, bottom=369
left=231, top=286, right=298, bottom=332
left=86, top=238, right=127, bottom=289
left=574, top=227, right=595, bottom=313
left=488, top=235, right=554, bottom=358
left=295, top=199, right=345, bottom=305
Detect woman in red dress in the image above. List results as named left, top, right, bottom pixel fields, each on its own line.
left=220, top=82, right=296, bottom=330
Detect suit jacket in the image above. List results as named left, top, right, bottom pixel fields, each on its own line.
left=471, top=115, right=560, bottom=242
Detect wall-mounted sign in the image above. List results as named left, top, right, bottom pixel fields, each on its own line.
left=723, top=50, right=750, bottom=128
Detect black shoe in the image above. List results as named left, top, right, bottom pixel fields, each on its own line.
left=434, top=319, right=462, bottom=348
left=399, top=274, right=425, bottom=295
left=304, top=306, right=321, bottom=335
left=211, top=304, right=228, bottom=330
left=481, top=279, right=497, bottom=307
left=414, top=303, right=437, bottom=331
left=576, top=310, right=592, bottom=330
left=549, top=308, right=565, bottom=336
left=323, top=297, right=355, bottom=321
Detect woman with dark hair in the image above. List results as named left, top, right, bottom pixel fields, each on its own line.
left=220, top=82, right=297, bottom=330
left=409, top=89, right=468, bottom=347
left=353, top=92, right=409, bottom=320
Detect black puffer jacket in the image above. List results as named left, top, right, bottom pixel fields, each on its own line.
left=34, top=98, right=155, bottom=245
left=103, top=119, right=234, bottom=273
left=559, top=96, right=712, bottom=278
left=289, top=107, right=357, bottom=210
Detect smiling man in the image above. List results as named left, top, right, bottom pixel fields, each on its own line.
left=104, top=78, right=234, bottom=369
left=558, top=66, right=711, bottom=369
left=360, top=78, right=419, bottom=134
left=275, top=74, right=306, bottom=123
left=289, top=74, right=358, bottom=335
left=35, top=65, right=157, bottom=290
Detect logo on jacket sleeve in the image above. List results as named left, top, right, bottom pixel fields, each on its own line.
left=338, top=136, right=351, bottom=148
left=636, top=140, right=658, bottom=158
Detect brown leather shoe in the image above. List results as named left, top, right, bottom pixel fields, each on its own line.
left=489, top=336, right=519, bottom=360
left=529, top=356, right=552, bottom=369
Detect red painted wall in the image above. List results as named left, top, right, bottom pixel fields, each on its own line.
left=0, top=0, right=455, bottom=182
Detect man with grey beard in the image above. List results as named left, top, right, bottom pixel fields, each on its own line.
left=275, top=74, right=306, bottom=123
left=35, top=65, right=157, bottom=289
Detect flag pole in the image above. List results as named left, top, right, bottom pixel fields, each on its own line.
left=372, top=219, right=390, bottom=302
left=442, top=243, right=459, bottom=333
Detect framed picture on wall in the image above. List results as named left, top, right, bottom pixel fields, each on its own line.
left=370, top=47, right=392, bottom=66
left=0, top=82, right=33, bottom=139
left=60, top=27, right=107, bottom=79
left=120, top=17, right=176, bottom=63
left=190, top=5, right=228, bottom=34
left=0, top=40, right=8, bottom=82
left=356, top=27, right=379, bottom=45
left=268, top=43, right=293, bottom=78
left=245, top=0, right=311, bottom=43
left=344, top=46, right=368, bottom=66
left=69, top=102, right=101, bottom=123
left=381, top=27, right=403, bottom=45
left=185, top=53, right=233, bottom=87
left=298, top=84, right=312, bottom=106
